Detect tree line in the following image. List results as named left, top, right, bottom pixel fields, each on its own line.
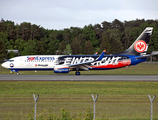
left=0, top=18, right=158, bottom=60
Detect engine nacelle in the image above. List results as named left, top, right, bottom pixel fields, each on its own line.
left=54, top=65, right=69, bottom=73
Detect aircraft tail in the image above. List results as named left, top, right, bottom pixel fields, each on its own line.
left=117, top=27, right=153, bottom=55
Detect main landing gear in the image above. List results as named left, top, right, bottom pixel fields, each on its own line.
left=75, top=68, right=80, bottom=75
left=75, top=71, right=80, bottom=75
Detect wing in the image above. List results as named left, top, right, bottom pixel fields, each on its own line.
left=68, top=50, right=106, bottom=71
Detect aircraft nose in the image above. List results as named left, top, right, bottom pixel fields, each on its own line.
left=1, top=62, right=7, bottom=68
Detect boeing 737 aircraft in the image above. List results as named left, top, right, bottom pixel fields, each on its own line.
left=2, top=27, right=158, bottom=75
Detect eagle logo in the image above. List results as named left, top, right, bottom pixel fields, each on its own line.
left=134, top=40, right=147, bottom=53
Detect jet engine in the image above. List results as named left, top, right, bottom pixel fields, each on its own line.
left=54, top=65, right=69, bottom=73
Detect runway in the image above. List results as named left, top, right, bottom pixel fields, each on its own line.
left=0, top=75, right=158, bottom=81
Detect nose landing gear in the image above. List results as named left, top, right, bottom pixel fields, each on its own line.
left=10, top=70, right=19, bottom=75
left=16, top=72, right=19, bottom=75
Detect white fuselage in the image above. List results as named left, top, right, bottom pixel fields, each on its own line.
left=2, top=55, right=60, bottom=71
left=2, top=54, right=132, bottom=71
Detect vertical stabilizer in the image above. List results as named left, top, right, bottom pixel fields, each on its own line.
left=118, top=27, right=153, bottom=55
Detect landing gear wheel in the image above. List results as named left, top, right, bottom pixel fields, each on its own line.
left=75, top=68, right=80, bottom=75
left=75, top=71, right=80, bottom=75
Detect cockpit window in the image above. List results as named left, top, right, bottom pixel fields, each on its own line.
left=8, top=60, right=14, bottom=62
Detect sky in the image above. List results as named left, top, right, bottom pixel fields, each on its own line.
left=0, top=0, right=158, bottom=30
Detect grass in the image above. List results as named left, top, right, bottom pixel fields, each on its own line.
left=0, top=81, right=158, bottom=95
left=0, top=81, right=158, bottom=119
left=1, top=62, right=158, bottom=75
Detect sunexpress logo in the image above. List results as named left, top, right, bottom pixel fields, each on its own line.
left=27, top=56, right=55, bottom=61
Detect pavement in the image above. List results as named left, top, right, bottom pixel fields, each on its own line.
left=0, top=75, right=158, bottom=81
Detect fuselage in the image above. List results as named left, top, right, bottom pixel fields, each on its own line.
left=2, top=54, right=147, bottom=72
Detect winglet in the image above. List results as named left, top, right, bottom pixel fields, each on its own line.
left=94, top=52, right=98, bottom=55
left=96, top=50, right=106, bottom=61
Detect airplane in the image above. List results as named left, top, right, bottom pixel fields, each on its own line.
left=1, top=27, right=158, bottom=75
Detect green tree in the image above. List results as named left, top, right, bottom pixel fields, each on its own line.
left=1, top=18, right=158, bottom=58
left=94, top=47, right=100, bottom=54
left=13, top=39, right=25, bottom=52
left=0, top=32, right=8, bottom=43
left=58, top=41, right=66, bottom=51
left=48, top=39, right=59, bottom=55
left=30, top=24, right=40, bottom=41
left=36, top=38, right=45, bottom=55
left=58, top=41, right=67, bottom=55
left=106, top=29, right=123, bottom=54
left=21, top=40, right=37, bottom=55
left=0, top=19, right=7, bottom=32
left=77, top=34, right=86, bottom=53
left=83, top=24, right=99, bottom=47
left=124, top=27, right=132, bottom=49
left=71, top=37, right=82, bottom=54
left=41, top=35, right=50, bottom=55
left=64, top=44, right=72, bottom=55
left=112, top=19, right=124, bottom=32
left=7, top=24, right=16, bottom=41
left=94, top=24, right=102, bottom=44
left=7, top=51, right=16, bottom=59
left=0, top=32, right=12, bottom=50
left=69, top=27, right=82, bottom=41
left=63, top=29, right=71, bottom=44
left=101, top=21, right=111, bottom=31
left=84, top=41, right=93, bottom=55
left=19, top=22, right=31, bottom=41
left=131, top=27, right=141, bottom=44
left=0, top=38, right=6, bottom=60
left=100, top=32, right=111, bottom=54
left=15, top=24, right=20, bottom=40
left=149, top=27, right=158, bottom=54
left=46, top=30, right=61, bottom=55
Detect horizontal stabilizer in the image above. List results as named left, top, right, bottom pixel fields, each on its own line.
left=151, top=51, right=158, bottom=56
left=135, top=51, right=158, bottom=59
